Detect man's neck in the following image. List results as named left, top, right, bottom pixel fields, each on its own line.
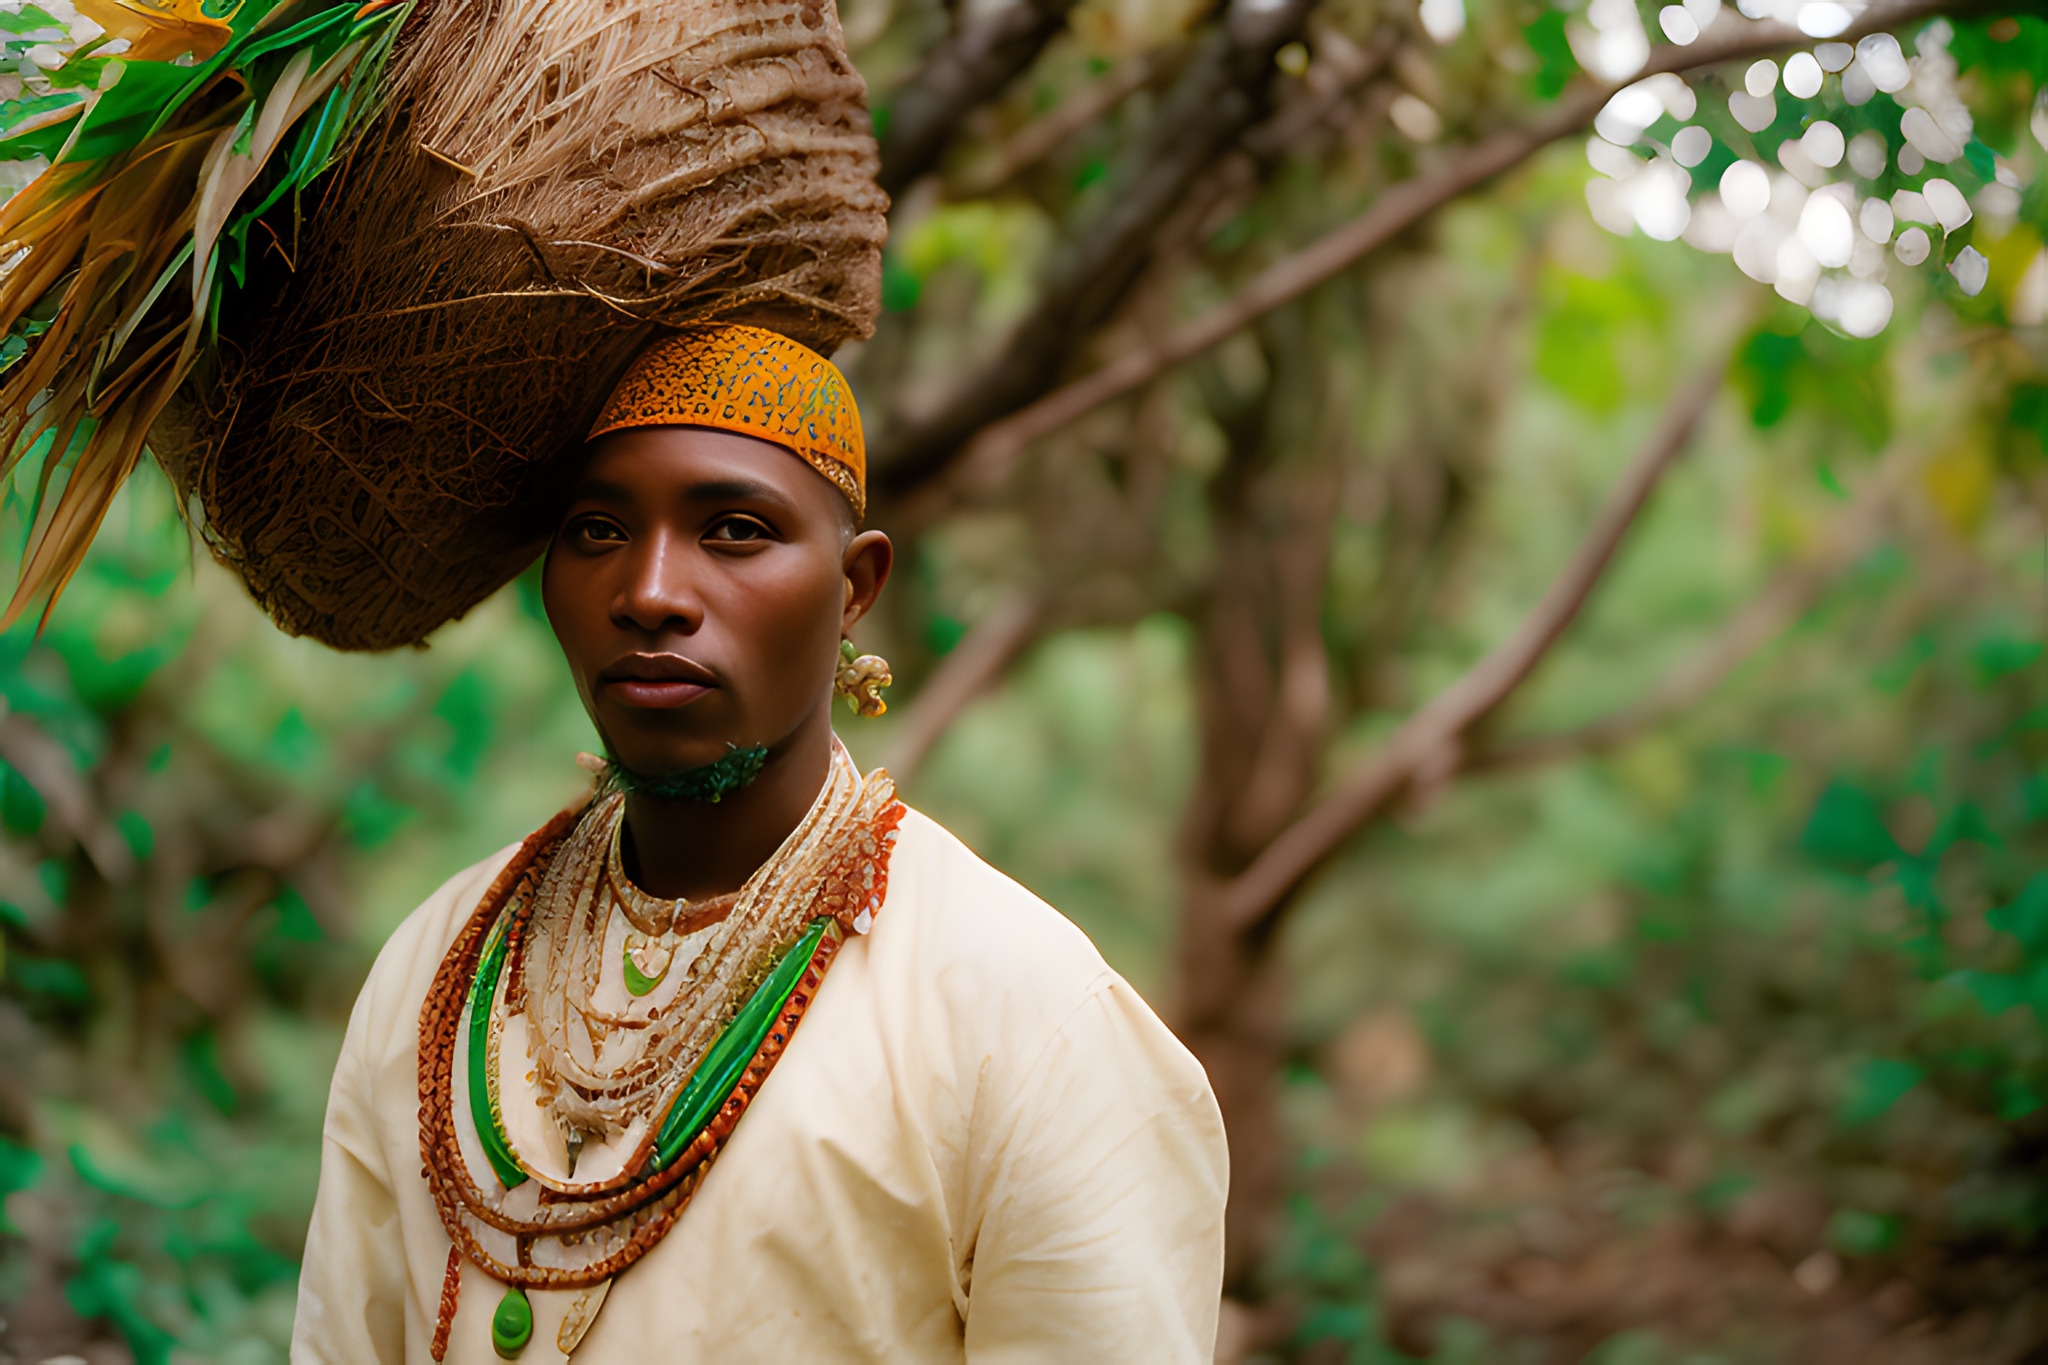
left=619, top=720, right=834, bottom=902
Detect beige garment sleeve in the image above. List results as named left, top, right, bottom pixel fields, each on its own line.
left=962, top=976, right=1229, bottom=1364
left=290, top=972, right=409, bottom=1364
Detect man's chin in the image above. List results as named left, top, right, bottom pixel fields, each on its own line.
left=604, top=741, right=772, bottom=804
left=598, top=708, right=738, bottom=772
left=613, top=746, right=736, bottom=777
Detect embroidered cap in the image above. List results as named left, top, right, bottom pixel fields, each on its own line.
left=589, top=325, right=867, bottom=518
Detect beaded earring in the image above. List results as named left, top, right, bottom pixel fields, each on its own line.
left=835, top=638, right=892, bottom=717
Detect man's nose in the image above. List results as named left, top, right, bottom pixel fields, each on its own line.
left=611, top=531, right=705, bottom=635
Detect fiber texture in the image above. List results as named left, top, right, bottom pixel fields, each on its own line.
left=158, top=0, right=885, bottom=649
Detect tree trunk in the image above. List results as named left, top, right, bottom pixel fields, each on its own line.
left=1177, top=870, right=1290, bottom=1294
left=1167, top=311, right=1335, bottom=1299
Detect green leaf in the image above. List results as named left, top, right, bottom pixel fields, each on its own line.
left=0, top=89, right=86, bottom=159
left=1950, top=14, right=2048, bottom=81
left=1955, top=970, right=2028, bottom=1015
left=180, top=1029, right=238, bottom=1115
left=1801, top=781, right=1899, bottom=872
left=2015, top=381, right=2048, bottom=461
left=45, top=55, right=114, bottom=91
left=0, top=1134, right=41, bottom=1233
left=1963, top=139, right=1994, bottom=182
left=341, top=780, right=411, bottom=848
left=229, top=99, right=256, bottom=158
left=66, top=1218, right=177, bottom=1365
left=926, top=612, right=967, bottom=656
left=1738, top=328, right=1800, bottom=427
left=1989, top=876, right=2048, bottom=955
left=266, top=706, right=321, bottom=770
left=1895, top=855, right=1943, bottom=922
left=1838, top=1058, right=1921, bottom=1127
left=1928, top=801, right=1997, bottom=854
left=115, top=811, right=151, bottom=862
left=433, top=670, right=492, bottom=782
left=1827, top=1207, right=1902, bottom=1256
left=1997, top=1075, right=2045, bottom=1122
left=0, top=7, right=66, bottom=34
left=881, top=253, right=921, bottom=312
left=1523, top=11, right=1573, bottom=101
left=1973, top=636, right=2043, bottom=682
left=1735, top=321, right=1891, bottom=448
left=8, top=953, right=87, bottom=1005
left=272, top=884, right=323, bottom=942
left=0, top=760, right=45, bottom=836
left=1532, top=269, right=1663, bottom=413
left=0, top=88, right=86, bottom=134
left=67, top=60, right=197, bottom=162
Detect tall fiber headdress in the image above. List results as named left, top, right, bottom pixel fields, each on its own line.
left=0, top=0, right=886, bottom=649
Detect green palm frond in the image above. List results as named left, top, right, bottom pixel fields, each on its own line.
left=0, top=0, right=411, bottom=628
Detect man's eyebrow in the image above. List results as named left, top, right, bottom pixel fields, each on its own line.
left=566, top=475, right=795, bottom=506
left=683, top=477, right=792, bottom=505
left=567, top=476, right=635, bottom=504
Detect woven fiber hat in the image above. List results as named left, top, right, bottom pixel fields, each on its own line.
left=0, top=0, right=886, bottom=650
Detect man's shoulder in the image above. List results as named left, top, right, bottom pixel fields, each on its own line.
left=861, top=808, right=1215, bottom=1172
left=347, top=840, right=523, bottom=1052
left=873, top=807, right=1124, bottom=1016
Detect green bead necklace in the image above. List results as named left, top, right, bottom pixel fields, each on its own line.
left=461, top=912, right=834, bottom=1356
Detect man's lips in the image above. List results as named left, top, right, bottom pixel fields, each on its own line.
left=597, top=654, right=718, bottom=710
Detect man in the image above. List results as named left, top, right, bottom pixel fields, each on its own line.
left=292, top=326, right=1229, bottom=1362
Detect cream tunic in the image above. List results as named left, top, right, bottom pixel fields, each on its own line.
left=292, top=809, right=1228, bottom=1363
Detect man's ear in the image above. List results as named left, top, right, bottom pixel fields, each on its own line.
left=841, top=529, right=893, bottom=631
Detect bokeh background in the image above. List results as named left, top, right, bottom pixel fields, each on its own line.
left=2, top=0, right=2047, bottom=1360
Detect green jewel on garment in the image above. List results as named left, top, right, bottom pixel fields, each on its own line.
left=622, top=934, right=672, bottom=996
left=492, top=1285, right=533, bottom=1358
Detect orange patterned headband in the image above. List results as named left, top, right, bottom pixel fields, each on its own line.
left=589, top=325, right=867, bottom=518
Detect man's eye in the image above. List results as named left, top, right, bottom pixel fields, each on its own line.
left=707, top=518, right=771, bottom=543
left=570, top=517, right=627, bottom=544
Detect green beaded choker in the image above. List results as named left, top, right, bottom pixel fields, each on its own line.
left=604, top=742, right=769, bottom=803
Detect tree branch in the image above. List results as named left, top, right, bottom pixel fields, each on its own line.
left=1469, top=437, right=1923, bottom=773
left=1221, top=355, right=1731, bottom=933
left=0, top=711, right=133, bottom=883
left=883, top=591, right=1045, bottom=785
left=870, top=0, right=1318, bottom=496
left=877, top=0, right=1083, bottom=198
left=952, top=51, right=1169, bottom=198
left=947, top=0, right=1970, bottom=491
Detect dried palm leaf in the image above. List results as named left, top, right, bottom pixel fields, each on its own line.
left=0, top=0, right=411, bottom=630
left=0, top=0, right=884, bottom=649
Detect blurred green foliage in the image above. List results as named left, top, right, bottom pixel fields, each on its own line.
left=0, top=0, right=2046, bottom=1361
left=0, top=465, right=598, bottom=1360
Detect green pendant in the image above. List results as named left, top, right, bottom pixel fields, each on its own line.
left=492, top=1286, right=533, bottom=1358
left=622, top=939, right=667, bottom=996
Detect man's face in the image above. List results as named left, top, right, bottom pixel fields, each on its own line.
left=542, top=426, right=887, bottom=778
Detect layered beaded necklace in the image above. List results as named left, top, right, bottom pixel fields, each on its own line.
left=417, top=740, right=903, bottom=1359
